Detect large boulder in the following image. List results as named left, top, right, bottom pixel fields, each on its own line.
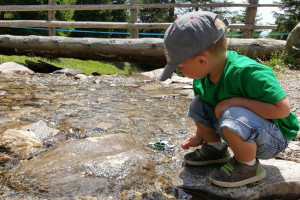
left=2, top=134, right=155, bottom=199
left=286, top=22, right=300, bottom=67
left=171, top=158, right=300, bottom=199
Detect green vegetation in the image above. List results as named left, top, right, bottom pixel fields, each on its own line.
left=271, top=0, right=300, bottom=40
left=262, top=52, right=286, bottom=72
left=0, top=52, right=295, bottom=78
left=0, top=55, right=136, bottom=75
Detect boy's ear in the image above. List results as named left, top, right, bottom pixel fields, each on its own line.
left=194, top=55, right=208, bottom=66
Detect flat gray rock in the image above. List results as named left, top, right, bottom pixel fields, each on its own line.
left=53, top=68, right=84, bottom=76
left=21, top=120, right=66, bottom=147
left=0, top=62, right=34, bottom=74
left=141, top=68, right=165, bottom=80
left=171, top=158, right=300, bottom=199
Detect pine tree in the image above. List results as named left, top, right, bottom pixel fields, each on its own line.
left=272, top=0, right=300, bottom=40
left=0, top=0, right=76, bottom=36
left=138, top=0, right=239, bottom=38
left=71, top=0, right=128, bottom=38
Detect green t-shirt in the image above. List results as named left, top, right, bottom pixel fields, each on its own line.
left=193, top=51, right=299, bottom=140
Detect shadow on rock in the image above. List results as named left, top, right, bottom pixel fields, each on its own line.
left=171, top=160, right=300, bottom=200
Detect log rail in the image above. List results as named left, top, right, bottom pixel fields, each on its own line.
left=0, top=1, right=285, bottom=64
left=0, top=35, right=286, bottom=64
left=0, top=1, right=282, bottom=37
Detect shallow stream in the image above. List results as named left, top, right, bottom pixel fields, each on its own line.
left=0, top=73, right=198, bottom=199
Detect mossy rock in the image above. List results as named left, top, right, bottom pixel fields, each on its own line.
left=286, top=22, right=300, bottom=68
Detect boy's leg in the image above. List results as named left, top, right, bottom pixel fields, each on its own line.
left=181, top=121, right=221, bottom=149
left=183, top=96, right=230, bottom=165
left=209, top=107, right=287, bottom=187
left=223, top=127, right=256, bottom=162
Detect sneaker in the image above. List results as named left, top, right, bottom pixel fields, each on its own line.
left=184, top=142, right=231, bottom=166
left=209, top=157, right=266, bottom=188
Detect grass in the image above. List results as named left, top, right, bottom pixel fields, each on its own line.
left=261, top=51, right=287, bottom=72
left=0, top=52, right=293, bottom=77
left=0, top=55, right=136, bottom=75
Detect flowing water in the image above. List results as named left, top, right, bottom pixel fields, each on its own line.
left=0, top=73, right=199, bottom=199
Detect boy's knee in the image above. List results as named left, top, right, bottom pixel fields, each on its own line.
left=220, top=107, right=246, bottom=122
left=188, top=96, right=216, bottom=127
left=218, top=107, right=253, bottom=141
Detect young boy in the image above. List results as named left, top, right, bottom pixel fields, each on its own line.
left=159, top=11, right=299, bottom=188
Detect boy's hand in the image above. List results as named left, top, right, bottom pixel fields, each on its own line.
left=215, top=98, right=233, bottom=119
left=181, top=136, right=204, bottom=150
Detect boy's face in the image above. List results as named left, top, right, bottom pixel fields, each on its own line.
left=178, top=56, right=208, bottom=79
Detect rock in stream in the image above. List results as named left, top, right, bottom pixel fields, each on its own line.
left=1, top=134, right=155, bottom=199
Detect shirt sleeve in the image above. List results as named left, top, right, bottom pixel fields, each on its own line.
left=236, top=65, right=286, bottom=103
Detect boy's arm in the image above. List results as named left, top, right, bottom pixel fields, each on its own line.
left=215, top=97, right=291, bottom=119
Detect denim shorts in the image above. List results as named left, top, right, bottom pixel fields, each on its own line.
left=188, top=96, right=288, bottom=159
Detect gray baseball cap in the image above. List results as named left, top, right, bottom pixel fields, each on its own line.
left=159, top=11, right=227, bottom=81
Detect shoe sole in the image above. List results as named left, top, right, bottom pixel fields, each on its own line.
left=184, top=156, right=231, bottom=166
left=208, top=169, right=266, bottom=188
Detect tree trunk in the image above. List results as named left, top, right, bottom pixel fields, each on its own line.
left=0, top=35, right=286, bottom=65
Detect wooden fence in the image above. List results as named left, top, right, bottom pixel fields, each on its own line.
left=0, top=1, right=286, bottom=64
left=0, top=0, right=282, bottom=38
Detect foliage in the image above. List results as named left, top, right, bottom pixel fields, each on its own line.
left=224, top=10, right=244, bottom=37
left=137, top=0, right=175, bottom=38
left=261, top=51, right=286, bottom=72
left=0, top=0, right=76, bottom=36
left=139, top=0, right=174, bottom=23
left=184, top=0, right=232, bottom=15
left=0, top=0, right=128, bottom=38
left=138, top=0, right=239, bottom=38
left=70, top=0, right=128, bottom=38
left=271, top=0, right=300, bottom=40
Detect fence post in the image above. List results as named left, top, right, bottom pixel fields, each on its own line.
left=243, top=0, right=258, bottom=38
left=130, top=0, right=138, bottom=38
left=48, top=0, right=56, bottom=36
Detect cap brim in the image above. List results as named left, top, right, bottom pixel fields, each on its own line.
left=159, top=63, right=177, bottom=81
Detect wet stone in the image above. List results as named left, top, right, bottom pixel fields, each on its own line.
left=139, top=85, right=160, bottom=91
left=19, top=114, right=40, bottom=122
left=0, top=153, right=19, bottom=169
left=0, top=129, right=43, bottom=160
left=21, top=120, right=66, bottom=147
left=3, top=134, right=155, bottom=199
left=0, top=118, right=11, bottom=126
left=150, top=94, right=180, bottom=99
left=0, top=106, right=10, bottom=111
left=0, top=90, right=7, bottom=95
